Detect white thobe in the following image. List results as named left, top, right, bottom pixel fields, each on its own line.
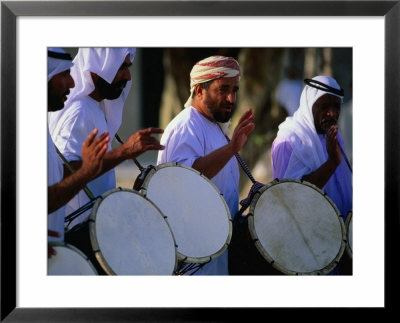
left=48, top=129, right=65, bottom=241
left=48, top=96, right=115, bottom=228
left=157, top=106, right=240, bottom=275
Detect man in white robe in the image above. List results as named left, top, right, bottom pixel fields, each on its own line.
left=157, top=55, right=255, bottom=275
left=271, top=75, right=352, bottom=221
left=47, top=48, right=109, bottom=257
left=48, top=48, right=164, bottom=229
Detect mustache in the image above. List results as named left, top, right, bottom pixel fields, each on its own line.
left=115, top=80, right=127, bottom=88
left=321, top=117, right=338, bottom=124
left=224, top=102, right=234, bottom=109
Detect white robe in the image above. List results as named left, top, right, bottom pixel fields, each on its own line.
left=47, top=129, right=65, bottom=241
left=157, top=106, right=240, bottom=275
left=48, top=96, right=115, bottom=228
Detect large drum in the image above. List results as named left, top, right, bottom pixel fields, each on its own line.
left=48, top=241, right=98, bottom=275
left=136, top=163, right=232, bottom=274
left=230, top=179, right=346, bottom=275
left=65, top=188, right=178, bottom=275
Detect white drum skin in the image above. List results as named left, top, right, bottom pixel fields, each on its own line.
left=89, top=188, right=178, bottom=275
left=48, top=242, right=98, bottom=275
left=248, top=179, right=346, bottom=275
left=140, top=163, right=232, bottom=264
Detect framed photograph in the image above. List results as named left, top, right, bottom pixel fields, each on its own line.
left=1, top=0, right=398, bottom=321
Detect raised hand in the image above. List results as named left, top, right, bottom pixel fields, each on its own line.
left=229, top=108, right=255, bottom=154
left=80, top=128, right=110, bottom=180
left=326, top=125, right=341, bottom=167
left=123, top=127, right=165, bottom=159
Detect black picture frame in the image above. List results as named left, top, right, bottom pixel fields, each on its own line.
left=1, top=0, right=398, bottom=321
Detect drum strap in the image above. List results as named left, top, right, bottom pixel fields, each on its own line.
left=115, top=133, right=145, bottom=172
left=217, top=125, right=265, bottom=216
left=339, top=142, right=352, bottom=173
left=64, top=198, right=98, bottom=224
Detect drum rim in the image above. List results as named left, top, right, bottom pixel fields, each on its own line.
left=48, top=241, right=99, bottom=275
left=139, top=162, right=233, bottom=264
left=345, top=211, right=353, bottom=258
left=247, top=178, right=346, bottom=275
left=88, top=187, right=178, bottom=275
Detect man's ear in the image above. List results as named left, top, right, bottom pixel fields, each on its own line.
left=194, top=84, right=204, bottom=98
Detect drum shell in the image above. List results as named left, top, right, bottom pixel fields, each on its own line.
left=337, top=210, right=353, bottom=275
left=229, top=214, right=281, bottom=275
left=65, top=219, right=107, bottom=275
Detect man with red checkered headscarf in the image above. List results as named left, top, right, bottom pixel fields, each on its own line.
left=157, top=55, right=255, bottom=275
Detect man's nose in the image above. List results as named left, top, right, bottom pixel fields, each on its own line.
left=326, top=107, right=336, bottom=117
left=68, top=75, right=75, bottom=89
left=227, top=92, right=236, bottom=104
left=124, top=68, right=131, bottom=81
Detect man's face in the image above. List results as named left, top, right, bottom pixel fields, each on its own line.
left=48, top=69, right=75, bottom=111
left=96, top=54, right=132, bottom=100
left=202, top=76, right=239, bottom=123
left=312, top=94, right=341, bottom=134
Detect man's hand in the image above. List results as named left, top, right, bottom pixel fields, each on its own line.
left=229, top=108, right=255, bottom=154
left=80, top=128, right=110, bottom=180
left=302, top=125, right=342, bottom=189
left=48, top=230, right=61, bottom=259
left=123, top=127, right=165, bottom=159
left=326, top=125, right=341, bottom=167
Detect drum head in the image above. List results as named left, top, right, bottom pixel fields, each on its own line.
left=345, top=211, right=353, bottom=258
left=89, top=188, right=177, bottom=275
left=48, top=242, right=98, bottom=275
left=141, top=163, right=232, bottom=264
left=249, top=179, right=346, bottom=275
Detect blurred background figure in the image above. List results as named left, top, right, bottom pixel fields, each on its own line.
left=275, top=67, right=303, bottom=116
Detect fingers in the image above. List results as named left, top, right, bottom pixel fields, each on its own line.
left=138, top=127, right=164, bottom=135
left=238, top=108, right=254, bottom=123
left=48, top=230, right=61, bottom=238
left=326, top=126, right=338, bottom=146
left=48, top=245, right=57, bottom=258
left=92, top=133, right=110, bottom=157
left=234, top=108, right=255, bottom=136
left=83, top=128, right=99, bottom=147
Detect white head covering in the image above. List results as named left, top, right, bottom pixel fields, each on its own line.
left=184, top=55, right=241, bottom=108
left=60, top=47, right=136, bottom=139
left=277, top=75, right=344, bottom=171
left=47, top=47, right=74, bottom=81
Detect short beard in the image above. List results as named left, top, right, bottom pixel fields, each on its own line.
left=208, top=106, right=232, bottom=123
left=96, top=77, right=126, bottom=100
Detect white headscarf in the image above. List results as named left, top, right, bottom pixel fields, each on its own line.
left=47, top=47, right=74, bottom=81
left=277, top=75, right=344, bottom=171
left=55, top=47, right=136, bottom=139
